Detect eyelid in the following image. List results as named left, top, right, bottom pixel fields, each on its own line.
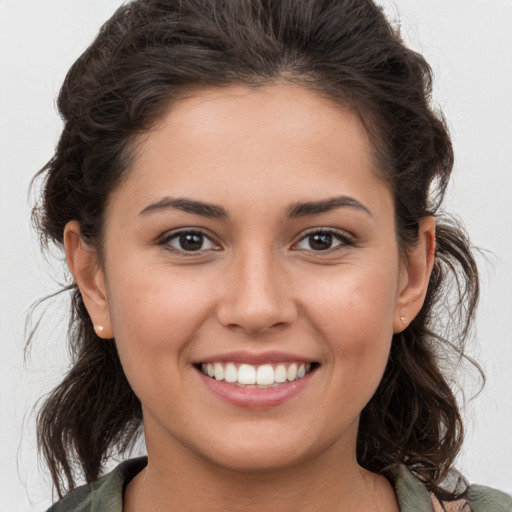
left=157, top=226, right=354, bottom=255
left=292, top=227, right=355, bottom=252
left=158, top=227, right=221, bottom=254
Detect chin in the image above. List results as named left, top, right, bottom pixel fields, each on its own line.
left=203, top=445, right=309, bottom=474
left=187, top=423, right=343, bottom=475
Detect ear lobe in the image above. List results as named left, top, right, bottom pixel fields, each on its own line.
left=393, top=216, right=436, bottom=333
left=64, top=221, right=114, bottom=339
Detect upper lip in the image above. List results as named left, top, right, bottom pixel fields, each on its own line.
left=195, top=350, right=317, bottom=365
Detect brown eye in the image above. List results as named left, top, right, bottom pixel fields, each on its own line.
left=295, top=229, right=353, bottom=252
left=308, top=233, right=334, bottom=251
left=179, top=233, right=204, bottom=251
left=163, top=230, right=217, bottom=252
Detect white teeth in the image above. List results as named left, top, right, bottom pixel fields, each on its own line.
left=286, top=363, right=298, bottom=381
left=256, top=364, right=274, bottom=385
left=225, top=362, right=238, bottom=383
left=274, top=364, right=287, bottom=383
left=238, top=364, right=256, bottom=385
left=213, top=362, right=224, bottom=380
left=199, top=361, right=314, bottom=386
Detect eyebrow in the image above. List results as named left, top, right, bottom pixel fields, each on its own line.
left=139, top=197, right=228, bottom=219
left=139, top=194, right=371, bottom=220
left=287, top=195, right=372, bottom=218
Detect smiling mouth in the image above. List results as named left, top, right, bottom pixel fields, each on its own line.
left=197, top=362, right=318, bottom=388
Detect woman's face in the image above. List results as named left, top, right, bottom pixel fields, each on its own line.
left=74, top=83, right=430, bottom=472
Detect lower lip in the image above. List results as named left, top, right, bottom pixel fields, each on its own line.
left=196, top=369, right=315, bottom=408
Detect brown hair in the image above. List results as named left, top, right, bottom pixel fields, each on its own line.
left=33, top=0, right=480, bottom=501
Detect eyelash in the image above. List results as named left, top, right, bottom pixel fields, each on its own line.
left=294, top=228, right=356, bottom=253
left=158, top=229, right=219, bottom=255
left=158, top=228, right=355, bottom=255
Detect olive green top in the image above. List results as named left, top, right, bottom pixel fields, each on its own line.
left=46, top=457, right=512, bottom=512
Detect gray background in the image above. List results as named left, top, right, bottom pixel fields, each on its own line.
left=1, top=1, right=511, bottom=510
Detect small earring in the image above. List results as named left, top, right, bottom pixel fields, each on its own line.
left=400, top=316, right=406, bottom=325
left=95, top=325, right=104, bottom=332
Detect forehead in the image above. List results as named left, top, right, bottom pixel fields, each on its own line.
left=109, top=83, right=393, bottom=223
left=145, top=83, right=376, bottom=160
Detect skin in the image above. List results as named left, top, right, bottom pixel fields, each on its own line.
left=65, top=83, right=436, bottom=511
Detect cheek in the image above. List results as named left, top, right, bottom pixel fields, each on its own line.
left=304, top=267, right=398, bottom=420
left=300, top=261, right=398, bottom=365
left=105, top=263, right=217, bottom=366
left=104, top=264, right=222, bottom=417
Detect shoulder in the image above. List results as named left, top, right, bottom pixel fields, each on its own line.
left=389, top=465, right=512, bottom=512
left=431, top=485, right=512, bottom=512
left=465, top=484, right=512, bottom=512
left=433, top=484, right=512, bottom=512
left=46, top=457, right=147, bottom=512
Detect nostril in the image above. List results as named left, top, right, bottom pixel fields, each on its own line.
left=216, top=267, right=298, bottom=333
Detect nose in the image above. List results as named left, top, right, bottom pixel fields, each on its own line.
left=216, top=247, right=298, bottom=335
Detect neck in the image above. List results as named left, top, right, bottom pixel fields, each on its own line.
left=124, top=429, right=398, bottom=512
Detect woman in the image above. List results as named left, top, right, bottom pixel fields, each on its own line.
left=33, top=0, right=511, bottom=510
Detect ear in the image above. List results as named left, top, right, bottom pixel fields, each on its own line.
left=393, top=216, right=436, bottom=333
left=64, top=221, right=114, bottom=339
